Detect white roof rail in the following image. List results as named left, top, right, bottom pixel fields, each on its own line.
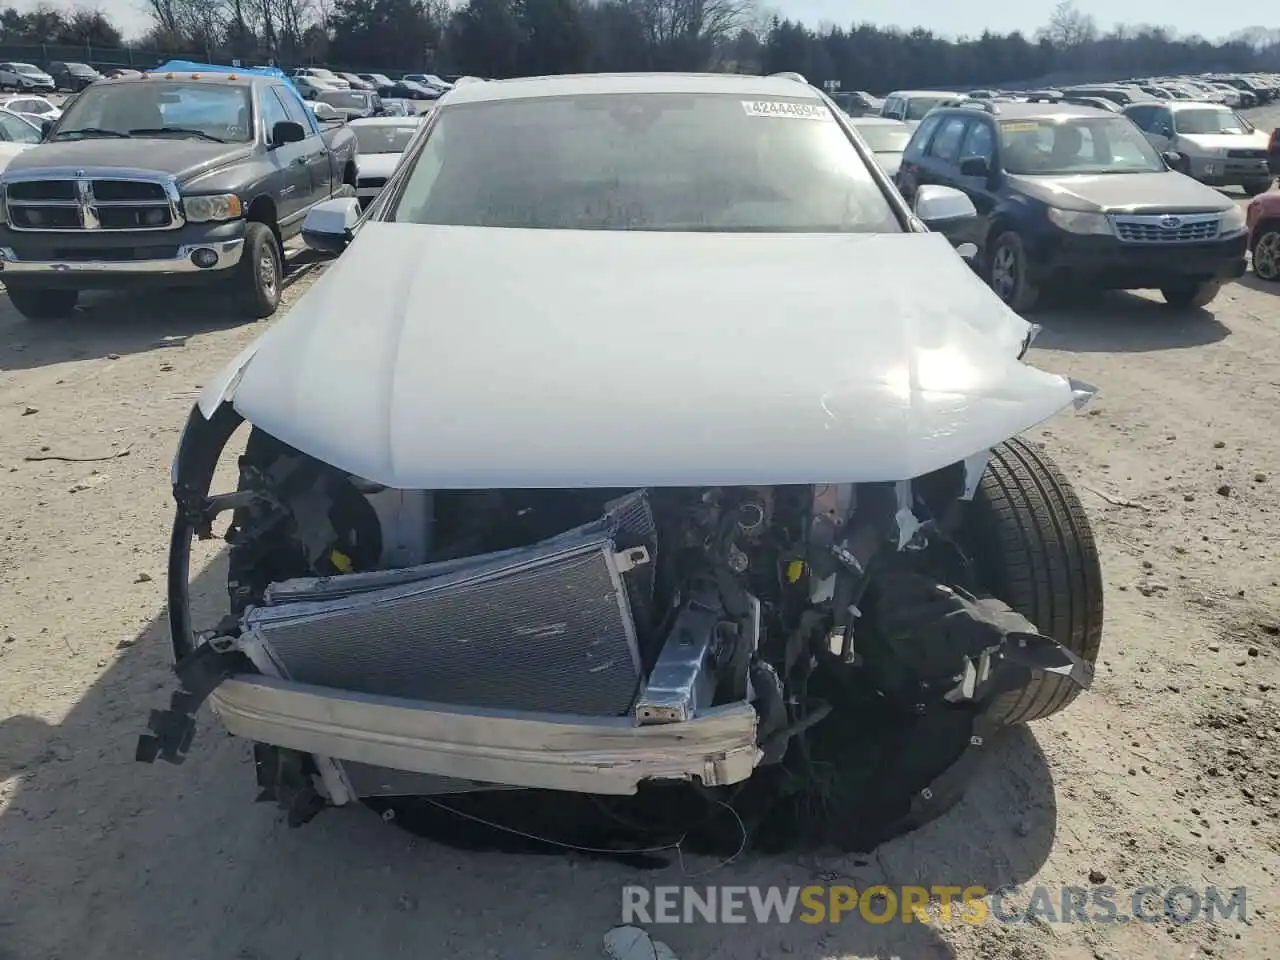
left=769, top=71, right=808, bottom=84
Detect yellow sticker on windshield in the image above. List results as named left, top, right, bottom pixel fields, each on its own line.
left=999, top=121, right=1040, bottom=133
left=742, top=100, right=831, bottom=120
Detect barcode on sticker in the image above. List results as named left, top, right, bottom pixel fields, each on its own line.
left=742, top=100, right=831, bottom=120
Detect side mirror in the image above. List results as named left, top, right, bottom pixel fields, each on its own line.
left=1162, top=150, right=1183, bottom=169
left=271, top=120, right=306, bottom=146
left=958, top=155, right=990, bottom=178
left=301, top=196, right=361, bottom=256
left=914, top=184, right=978, bottom=240
left=39, top=118, right=52, bottom=138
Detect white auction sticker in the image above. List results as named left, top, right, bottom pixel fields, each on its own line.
left=741, top=100, right=831, bottom=120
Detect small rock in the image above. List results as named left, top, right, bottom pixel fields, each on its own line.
left=1184, top=493, right=1196, bottom=502
left=160, top=363, right=174, bottom=372
left=135, top=572, right=153, bottom=583
left=116, top=637, right=136, bottom=649
left=96, top=658, right=107, bottom=668
left=1214, top=440, right=1226, bottom=449
left=1217, top=484, right=1232, bottom=497
left=106, top=353, right=120, bottom=360
left=4, top=635, right=14, bottom=644
left=1128, top=767, right=1137, bottom=776
left=1215, top=463, right=1224, bottom=471
left=1142, top=560, right=1154, bottom=570
left=1255, top=473, right=1268, bottom=483
left=1214, top=852, right=1227, bottom=864
left=1248, top=647, right=1259, bottom=657
left=68, top=483, right=89, bottom=494
left=21, top=406, right=37, bottom=416
left=1088, top=868, right=1107, bottom=884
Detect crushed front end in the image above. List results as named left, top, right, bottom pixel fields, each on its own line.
left=139, top=404, right=1099, bottom=837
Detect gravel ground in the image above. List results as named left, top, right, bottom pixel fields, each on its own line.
left=3, top=110, right=1280, bottom=960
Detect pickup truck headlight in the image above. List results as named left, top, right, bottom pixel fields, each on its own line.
left=1220, top=204, right=1247, bottom=235
left=1046, top=208, right=1113, bottom=236
left=183, top=194, right=243, bottom=223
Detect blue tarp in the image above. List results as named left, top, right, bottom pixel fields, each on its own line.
left=148, top=59, right=308, bottom=112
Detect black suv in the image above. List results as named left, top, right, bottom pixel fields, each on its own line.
left=895, top=98, right=1248, bottom=311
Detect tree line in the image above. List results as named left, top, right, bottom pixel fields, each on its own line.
left=2, top=0, right=1278, bottom=90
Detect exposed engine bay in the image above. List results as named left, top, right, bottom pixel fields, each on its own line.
left=138, top=425, right=1095, bottom=847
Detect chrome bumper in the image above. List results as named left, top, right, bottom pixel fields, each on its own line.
left=210, top=675, right=761, bottom=795
left=0, top=239, right=244, bottom=275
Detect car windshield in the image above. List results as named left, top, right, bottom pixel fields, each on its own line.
left=390, top=92, right=898, bottom=233
left=998, top=116, right=1164, bottom=175
left=353, top=122, right=418, bottom=153
left=319, top=91, right=369, bottom=109
left=854, top=124, right=912, bottom=153
left=1174, top=107, right=1251, bottom=135
left=52, top=81, right=253, bottom=142
left=905, top=97, right=945, bottom=120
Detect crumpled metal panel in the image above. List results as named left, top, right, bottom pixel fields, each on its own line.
left=242, top=531, right=645, bottom=716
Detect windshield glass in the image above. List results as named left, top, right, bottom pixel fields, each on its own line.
left=52, top=81, right=252, bottom=142
left=905, top=97, right=945, bottom=120
left=998, top=117, right=1163, bottom=175
left=390, top=92, right=898, bottom=232
left=319, top=91, right=370, bottom=109
left=1174, top=107, right=1251, bottom=135
left=854, top=124, right=912, bottom=153
left=353, top=122, right=418, bottom=153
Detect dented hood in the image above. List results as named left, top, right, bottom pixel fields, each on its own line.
left=200, top=223, right=1085, bottom=489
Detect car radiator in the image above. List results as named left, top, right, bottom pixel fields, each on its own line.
left=239, top=492, right=656, bottom=718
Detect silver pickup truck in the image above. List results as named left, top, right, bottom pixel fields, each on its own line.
left=0, top=70, right=358, bottom=321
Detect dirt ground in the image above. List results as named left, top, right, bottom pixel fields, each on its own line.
left=4, top=187, right=1280, bottom=959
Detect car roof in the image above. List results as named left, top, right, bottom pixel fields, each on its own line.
left=442, top=72, right=822, bottom=106
left=939, top=100, right=1117, bottom=120
left=349, top=115, right=423, bottom=126
left=1159, top=100, right=1232, bottom=111
left=884, top=89, right=958, bottom=98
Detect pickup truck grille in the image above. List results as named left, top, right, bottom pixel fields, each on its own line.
left=1111, top=212, right=1221, bottom=244
left=357, top=176, right=387, bottom=189
left=4, top=176, right=182, bottom=232
left=1227, top=149, right=1267, bottom=160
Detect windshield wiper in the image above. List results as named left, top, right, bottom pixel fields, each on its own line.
left=128, top=127, right=227, bottom=143
left=52, top=127, right=130, bottom=140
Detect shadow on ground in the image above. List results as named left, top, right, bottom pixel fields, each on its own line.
left=0, top=253, right=324, bottom=373
left=1030, top=290, right=1230, bottom=353
left=1233, top=272, right=1278, bottom=296
left=0, top=549, right=1060, bottom=960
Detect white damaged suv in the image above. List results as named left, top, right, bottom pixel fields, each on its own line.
left=139, top=73, right=1104, bottom=842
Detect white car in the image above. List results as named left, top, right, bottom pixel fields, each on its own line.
left=293, top=67, right=349, bottom=90
left=0, top=62, right=55, bottom=92
left=305, top=100, right=344, bottom=122
left=349, top=115, right=423, bottom=206
left=0, top=95, right=60, bottom=125
left=142, top=72, right=1103, bottom=840
left=0, top=107, right=42, bottom=168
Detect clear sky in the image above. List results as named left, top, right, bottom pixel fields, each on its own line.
left=12, top=0, right=1270, bottom=45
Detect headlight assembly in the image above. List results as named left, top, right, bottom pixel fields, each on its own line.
left=1220, top=204, right=1247, bottom=235
left=183, top=194, right=243, bottom=223
left=1046, top=208, right=1113, bottom=236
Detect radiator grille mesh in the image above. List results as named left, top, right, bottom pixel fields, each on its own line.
left=244, top=532, right=646, bottom=716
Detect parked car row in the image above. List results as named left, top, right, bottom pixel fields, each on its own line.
left=873, top=95, right=1258, bottom=313
left=292, top=67, right=456, bottom=102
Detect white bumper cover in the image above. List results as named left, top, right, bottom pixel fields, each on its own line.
left=211, top=675, right=761, bottom=795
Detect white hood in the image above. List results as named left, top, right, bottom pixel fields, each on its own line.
left=356, top=152, right=403, bottom=179
left=200, top=223, right=1084, bottom=489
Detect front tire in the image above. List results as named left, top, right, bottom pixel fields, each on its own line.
left=987, top=231, right=1041, bottom=313
left=965, top=437, right=1105, bottom=724
left=1160, top=279, right=1222, bottom=309
left=5, top=284, right=79, bottom=320
left=1242, top=179, right=1273, bottom=197
left=236, top=222, right=283, bottom=319
left=1253, top=224, right=1280, bottom=282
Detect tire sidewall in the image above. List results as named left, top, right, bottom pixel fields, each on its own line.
left=1253, top=226, right=1280, bottom=282
left=987, top=231, right=1038, bottom=312
left=241, top=223, right=282, bottom=318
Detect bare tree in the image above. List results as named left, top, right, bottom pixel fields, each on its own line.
left=1040, top=0, right=1097, bottom=49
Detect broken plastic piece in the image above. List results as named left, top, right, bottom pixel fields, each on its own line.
left=1068, top=377, right=1099, bottom=410
left=603, top=926, right=679, bottom=960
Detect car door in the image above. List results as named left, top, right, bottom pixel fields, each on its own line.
left=894, top=112, right=944, bottom=202
left=260, top=86, right=311, bottom=223
left=954, top=117, right=999, bottom=236
left=913, top=113, right=968, bottom=191
left=282, top=91, right=336, bottom=206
